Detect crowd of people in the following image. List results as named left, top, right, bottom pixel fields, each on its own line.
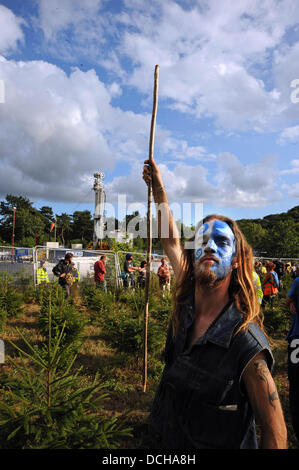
left=120, top=252, right=171, bottom=295
left=37, top=252, right=172, bottom=297
left=255, top=259, right=297, bottom=281
left=252, top=259, right=298, bottom=308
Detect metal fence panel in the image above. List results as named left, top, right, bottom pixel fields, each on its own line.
left=0, top=244, right=297, bottom=287
left=0, top=246, right=34, bottom=280
left=34, top=246, right=119, bottom=287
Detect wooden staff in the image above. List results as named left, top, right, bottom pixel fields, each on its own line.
left=143, top=64, right=159, bottom=392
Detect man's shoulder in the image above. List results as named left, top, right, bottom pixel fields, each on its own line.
left=232, top=318, right=274, bottom=372
left=246, top=322, right=269, bottom=349
left=230, top=304, right=269, bottom=348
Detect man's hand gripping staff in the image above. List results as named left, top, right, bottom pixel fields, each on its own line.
left=143, top=158, right=182, bottom=279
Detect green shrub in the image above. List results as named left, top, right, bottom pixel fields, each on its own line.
left=102, top=308, right=165, bottom=358
left=0, top=273, right=23, bottom=319
left=81, top=283, right=116, bottom=321
left=22, top=284, right=38, bottom=304
left=263, top=300, right=290, bottom=335
left=0, top=322, right=132, bottom=449
left=38, top=285, right=87, bottom=366
left=151, top=295, right=173, bottom=328
left=279, top=273, right=294, bottom=298
left=0, top=308, right=7, bottom=333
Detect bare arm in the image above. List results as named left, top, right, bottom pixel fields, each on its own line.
left=127, top=266, right=139, bottom=273
left=143, top=159, right=183, bottom=278
left=242, top=351, right=287, bottom=449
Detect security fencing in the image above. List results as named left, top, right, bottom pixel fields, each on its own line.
left=0, top=244, right=297, bottom=289
left=34, top=246, right=119, bottom=289
left=0, top=246, right=35, bottom=286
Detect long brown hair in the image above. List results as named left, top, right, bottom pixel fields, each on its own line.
left=172, top=214, right=266, bottom=338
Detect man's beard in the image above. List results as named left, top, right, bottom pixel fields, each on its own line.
left=194, top=260, right=220, bottom=288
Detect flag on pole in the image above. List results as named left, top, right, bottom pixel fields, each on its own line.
left=50, top=222, right=56, bottom=232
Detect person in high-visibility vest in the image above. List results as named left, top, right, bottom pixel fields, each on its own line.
left=253, top=270, right=263, bottom=305
left=71, top=263, right=80, bottom=282
left=70, top=262, right=80, bottom=300
left=261, top=263, right=267, bottom=274
left=37, top=261, right=49, bottom=286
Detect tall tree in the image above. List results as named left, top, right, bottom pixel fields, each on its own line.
left=71, top=211, right=93, bottom=243
left=266, top=220, right=299, bottom=258
left=237, top=221, right=268, bottom=252
left=56, top=213, right=72, bottom=246
left=39, top=206, right=55, bottom=230
left=0, top=195, right=46, bottom=246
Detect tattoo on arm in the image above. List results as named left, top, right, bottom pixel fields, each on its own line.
left=253, top=359, right=279, bottom=409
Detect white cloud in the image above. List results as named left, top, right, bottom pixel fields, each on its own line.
left=280, top=159, right=299, bottom=175
left=37, top=0, right=103, bottom=40
left=214, top=152, right=282, bottom=207
left=286, top=183, right=299, bottom=198
left=35, top=0, right=125, bottom=73
left=0, top=5, right=25, bottom=54
left=0, top=54, right=221, bottom=205
left=278, top=125, right=299, bottom=145
left=0, top=56, right=154, bottom=202
left=106, top=151, right=282, bottom=209
left=24, top=0, right=299, bottom=133
left=116, top=0, right=299, bottom=131
left=157, top=135, right=216, bottom=162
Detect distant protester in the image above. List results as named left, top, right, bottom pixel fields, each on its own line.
left=262, top=261, right=279, bottom=307
left=253, top=270, right=263, bottom=305
left=291, top=263, right=297, bottom=280
left=94, top=255, right=107, bottom=293
left=157, top=258, right=171, bottom=295
left=123, top=253, right=139, bottom=289
left=138, top=260, right=147, bottom=289
left=52, top=252, right=74, bottom=298
left=254, top=260, right=262, bottom=276
left=70, top=262, right=80, bottom=299
left=37, top=260, right=49, bottom=286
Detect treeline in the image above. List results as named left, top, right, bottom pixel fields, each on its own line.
left=0, top=195, right=163, bottom=251
left=0, top=195, right=95, bottom=248
left=237, top=206, right=299, bottom=258
left=0, top=194, right=298, bottom=257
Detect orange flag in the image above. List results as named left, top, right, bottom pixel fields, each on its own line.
left=50, top=222, right=56, bottom=232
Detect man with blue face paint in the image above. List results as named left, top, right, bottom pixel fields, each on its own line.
left=143, top=158, right=287, bottom=449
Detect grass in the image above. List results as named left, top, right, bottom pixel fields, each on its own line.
left=0, top=282, right=298, bottom=449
